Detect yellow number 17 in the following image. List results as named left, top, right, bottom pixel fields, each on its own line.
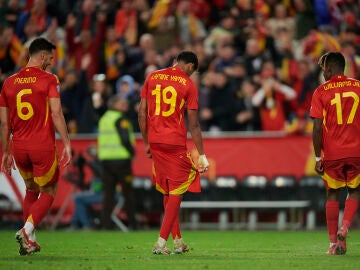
left=151, top=84, right=177, bottom=117
left=330, top=91, right=359, bottom=124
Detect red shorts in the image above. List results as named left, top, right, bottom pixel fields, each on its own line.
left=150, top=143, right=200, bottom=195
left=13, top=147, right=59, bottom=187
left=322, top=157, right=360, bottom=190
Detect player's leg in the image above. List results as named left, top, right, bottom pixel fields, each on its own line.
left=153, top=194, right=182, bottom=254
left=13, top=150, right=43, bottom=255
left=169, top=203, right=189, bottom=254
left=335, top=187, right=359, bottom=255
left=334, top=159, right=360, bottom=255
left=22, top=180, right=39, bottom=224
left=162, top=194, right=179, bottom=239
left=325, top=189, right=339, bottom=255
left=160, top=194, right=187, bottom=253
left=16, top=183, right=56, bottom=256
left=17, top=150, right=59, bottom=255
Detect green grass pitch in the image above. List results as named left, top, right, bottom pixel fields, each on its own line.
left=1, top=230, right=359, bottom=270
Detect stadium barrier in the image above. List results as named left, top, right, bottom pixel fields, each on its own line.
left=180, top=200, right=310, bottom=230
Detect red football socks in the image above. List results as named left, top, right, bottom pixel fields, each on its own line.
left=159, top=195, right=182, bottom=240
left=23, top=190, right=39, bottom=222
left=27, top=192, right=54, bottom=227
left=162, top=195, right=182, bottom=239
left=341, top=198, right=359, bottom=230
left=171, top=217, right=181, bottom=240
left=326, top=201, right=339, bottom=243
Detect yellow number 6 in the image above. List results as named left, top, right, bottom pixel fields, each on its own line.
left=17, top=89, right=34, bottom=120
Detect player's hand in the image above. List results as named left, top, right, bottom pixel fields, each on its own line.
left=60, top=145, right=72, bottom=167
left=1, top=153, right=14, bottom=175
left=315, top=160, right=324, bottom=175
left=144, top=143, right=152, bottom=158
left=198, top=154, right=209, bottom=173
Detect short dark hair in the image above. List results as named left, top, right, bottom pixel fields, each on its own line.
left=28, top=37, right=56, bottom=56
left=318, top=52, right=345, bottom=71
left=176, top=51, right=198, bottom=71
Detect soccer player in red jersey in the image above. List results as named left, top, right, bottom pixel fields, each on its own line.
left=138, top=51, right=209, bottom=254
left=310, top=52, right=360, bottom=255
left=0, top=38, right=72, bottom=255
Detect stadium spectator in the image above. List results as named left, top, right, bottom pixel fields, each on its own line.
left=114, top=0, right=139, bottom=46
left=191, top=40, right=212, bottom=75
left=78, top=55, right=111, bottom=134
left=197, top=71, right=212, bottom=130
left=69, top=146, right=104, bottom=230
left=60, top=65, right=87, bottom=134
left=175, top=0, right=207, bottom=46
left=266, top=3, right=295, bottom=38
left=16, top=18, right=39, bottom=67
left=204, top=12, right=236, bottom=56
left=310, top=51, right=360, bottom=255
left=73, top=0, right=98, bottom=36
left=233, top=77, right=261, bottom=131
left=41, top=17, right=67, bottom=80
left=341, top=41, right=359, bottom=79
left=241, top=37, right=268, bottom=78
left=65, top=10, right=106, bottom=81
left=212, top=43, right=238, bottom=73
left=0, top=25, right=24, bottom=83
left=126, top=32, right=155, bottom=83
left=98, top=26, right=127, bottom=89
left=286, top=58, right=318, bottom=135
left=292, top=0, right=317, bottom=40
left=252, top=60, right=297, bottom=131
left=199, top=70, right=237, bottom=132
left=0, top=0, right=22, bottom=28
left=147, top=2, right=178, bottom=53
left=115, top=74, right=140, bottom=132
left=132, top=0, right=152, bottom=41
left=15, top=0, right=51, bottom=42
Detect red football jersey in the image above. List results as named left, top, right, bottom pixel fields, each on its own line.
left=310, top=75, right=360, bottom=160
left=0, top=66, right=60, bottom=150
left=140, top=66, right=198, bottom=146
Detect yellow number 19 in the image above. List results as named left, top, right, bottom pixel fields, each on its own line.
left=330, top=91, right=359, bottom=124
left=151, top=84, right=177, bottom=117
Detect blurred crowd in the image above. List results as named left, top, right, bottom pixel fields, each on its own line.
left=1, top=0, right=360, bottom=134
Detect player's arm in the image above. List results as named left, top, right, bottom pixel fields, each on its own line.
left=49, top=97, right=72, bottom=167
left=187, top=109, right=208, bottom=173
left=138, top=98, right=151, bottom=158
left=312, top=117, right=323, bottom=174
left=0, top=106, right=14, bottom=174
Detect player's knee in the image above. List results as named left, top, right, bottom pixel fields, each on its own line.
left=326, top=188, right=339, bottom=201
left=347, top=187, right=360, bottom=200
left=39, top=183, right=57, bottom=196
left=25, top=179, right=39, bottom=192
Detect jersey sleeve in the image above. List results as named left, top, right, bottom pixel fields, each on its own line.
left=48, top=74, right=60, bottom=98
left=186, top=81, right=198, bottom=110
left=309, top=88, right=323, bottom=119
